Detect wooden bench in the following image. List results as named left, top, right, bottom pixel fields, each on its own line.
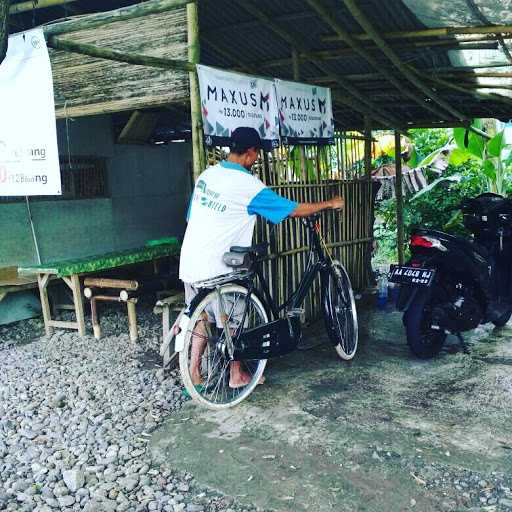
left=19, top=240, right=181, bottom=337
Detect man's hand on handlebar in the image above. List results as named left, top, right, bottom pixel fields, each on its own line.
left=329, top=196, right=344, bottom=211
left=290, top=195, right=344, bottom=218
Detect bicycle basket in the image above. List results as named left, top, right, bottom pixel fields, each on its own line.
left=233, top=318, right=299, bottom=360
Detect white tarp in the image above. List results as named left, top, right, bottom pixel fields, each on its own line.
left=196, top=65, right=280, bottom=151
left=0, top=28, right=61, bottom=196
left=275, top=79, right=334, bottom=145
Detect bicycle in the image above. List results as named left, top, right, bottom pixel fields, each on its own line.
left=174, top=214, right=358, bottom=409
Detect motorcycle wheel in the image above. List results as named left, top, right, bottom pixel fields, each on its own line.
left=492, top=308, right=512, bottom=328
left=405, top=289, right=447, bottom=359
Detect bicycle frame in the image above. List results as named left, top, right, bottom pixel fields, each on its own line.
left=244, top=216, right=331, bottom=322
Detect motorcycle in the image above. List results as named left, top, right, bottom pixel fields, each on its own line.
left=390, top=193, right=512, bottom=358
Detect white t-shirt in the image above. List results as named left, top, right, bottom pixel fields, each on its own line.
left=179, top=160, right=297, bottom=283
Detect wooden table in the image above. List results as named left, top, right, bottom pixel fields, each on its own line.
left=19, top=240, right=181, bottom=337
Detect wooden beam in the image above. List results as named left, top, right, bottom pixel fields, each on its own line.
left=43, top=0, right=195, bottom=37
left=306, top=0, right=456, bottom=123
left=341, top=0, right=468, bottom=122
left=465, top=0, right=512, bottom=64
left=0, top=0, right=8, bottom=65
left=258, top=39, right=500, bottom=69
left=118, top=111, right=160, bottom=144
left=187, top=1, right=205, bottom=179
left=395, top=131, right=404, bottom=266
left=323, top=24, right=512, bottom=43
left=46, top=36, right=195, bottom=71
left=9, top=0, right=78, bottom=15
left=236, top=0, right=399, bottom=128
left=414, top=68, right=512, bottom=107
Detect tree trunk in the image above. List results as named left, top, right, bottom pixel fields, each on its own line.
left=0, top=0, right=9, bottom=66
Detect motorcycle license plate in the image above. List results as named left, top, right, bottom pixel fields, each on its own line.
left=389, top=265, right=436, bottom=287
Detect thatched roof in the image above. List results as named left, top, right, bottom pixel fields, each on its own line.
left=7, top=0, right=512, bottom=132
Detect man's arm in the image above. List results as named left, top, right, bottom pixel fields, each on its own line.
left=290, top=196, right=344, bottom=218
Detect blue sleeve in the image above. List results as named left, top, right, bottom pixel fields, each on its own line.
left=247, top=188, right=298, bottom=224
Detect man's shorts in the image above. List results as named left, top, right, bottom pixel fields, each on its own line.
left=184, top=282, right=245, bottom=329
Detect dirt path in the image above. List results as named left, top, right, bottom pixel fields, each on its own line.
left=150, top=308, right=512, bottom=511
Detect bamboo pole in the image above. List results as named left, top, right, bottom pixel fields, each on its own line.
left=10, top=0, right=78, bottom=15
left=258, top=39, right=501, bottom=68
left=187, top=1, right=206, bottom=180
left=313, top=68, right=512, bottom=84
left=46, top=36, right=195, bottom=72
left=322, top=24, right=512, bottom=43
left=341, top=0, right=467, bottom=122
left=395, top=131, right=405, bottom=266
left=306, top=0, right=460, bottom=122
left=414, top=68, right=512, bottom=107
left=0, top=0, right=8, bottom=65
left=465, top=0, right=512, bottom=64
left=43, top=0, right=195, bottom=37
left=235, top=0, right=399, bottom=128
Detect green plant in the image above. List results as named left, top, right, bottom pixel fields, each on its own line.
left=452, top=122, right=511, bottom=195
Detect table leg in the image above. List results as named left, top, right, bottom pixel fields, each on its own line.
left=37, top=274, right=53, bottom=336
left=70, top=274, right=86, bottom=336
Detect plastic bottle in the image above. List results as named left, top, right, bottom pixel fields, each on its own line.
left=377, top=270, right=389, bottom=310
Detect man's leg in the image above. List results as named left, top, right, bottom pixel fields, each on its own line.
left=189, top=315, right=208, bottom=385
left=184, top=283, right=209, bottom=386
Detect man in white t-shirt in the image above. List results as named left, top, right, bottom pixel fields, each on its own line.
left=180, top=127, right=343, bottom=388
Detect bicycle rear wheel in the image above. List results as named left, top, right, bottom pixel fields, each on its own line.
left=323, top=261, right=358, bottom=360
left=179, top=284, right=269, bottom=409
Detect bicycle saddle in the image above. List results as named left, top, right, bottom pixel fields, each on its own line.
left=230, top=242, right=268, bottom=256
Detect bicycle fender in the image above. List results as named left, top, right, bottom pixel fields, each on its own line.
left=174, top=312, right=191, bottom=352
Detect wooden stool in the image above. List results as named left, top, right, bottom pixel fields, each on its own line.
left=84, top=278, right=140, bottom=342
left=154, top=291, right=185, bottom=368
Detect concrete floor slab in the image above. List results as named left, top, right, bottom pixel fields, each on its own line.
left=150, top=308, right=512, bottom=511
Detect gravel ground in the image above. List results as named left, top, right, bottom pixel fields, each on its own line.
left=0, top=306, right=266, bottom=512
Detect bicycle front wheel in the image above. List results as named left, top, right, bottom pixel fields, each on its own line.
left=323, top=261, right=358, bottom=360
left=179, top=284, right=269, bottom=409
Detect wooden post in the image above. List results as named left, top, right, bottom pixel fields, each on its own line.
left=90, top=297, right=101, bottom=339
left=292, top=49, right=308, bottom=180
left=395, top=131, right=405, bottom=265
left=364, top=117, right=374, bottom=284
left=127, top=299, right=138, bottom=342
left=0, top=0, right=9, bottom=65
left=187, top=1, right=205, bottom=180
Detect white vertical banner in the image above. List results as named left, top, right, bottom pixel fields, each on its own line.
left=0, top=28, right=61, bottom=196
left=275, top=80, right=335, bottom=145
left=196, top=65, right=280, bottom=151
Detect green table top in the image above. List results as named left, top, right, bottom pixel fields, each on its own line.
left=19, top=239, right=180, bottom=278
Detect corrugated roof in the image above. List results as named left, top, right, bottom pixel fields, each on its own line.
left=8, top=0, right=512, bottom=130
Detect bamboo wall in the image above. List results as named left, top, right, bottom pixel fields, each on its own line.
left=207, top=133, right=373, bottom=321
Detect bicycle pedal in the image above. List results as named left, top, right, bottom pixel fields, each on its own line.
left=286, top=308, right=305, bottom=323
